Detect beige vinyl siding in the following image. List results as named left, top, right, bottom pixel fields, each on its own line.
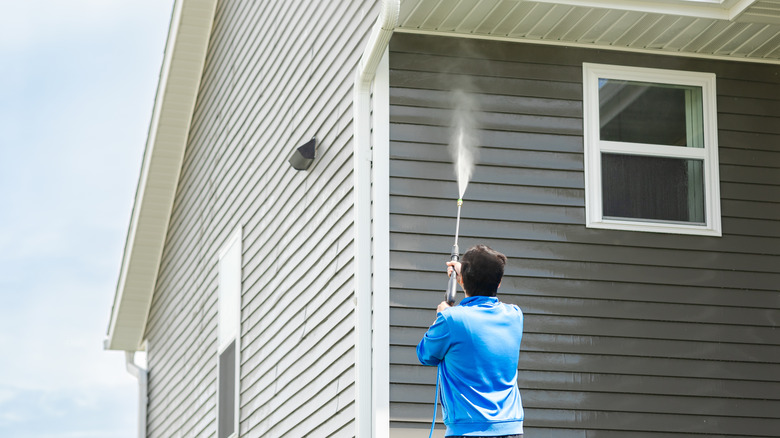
left=388, top=33, right=780, bottom=436
left=145, top=0, right=378, bottom=437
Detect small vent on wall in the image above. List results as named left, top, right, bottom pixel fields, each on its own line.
left=289, top=137, right=316, bottom=171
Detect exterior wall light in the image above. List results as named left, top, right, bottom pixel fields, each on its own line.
left=288, top=137, right=316, bottom=171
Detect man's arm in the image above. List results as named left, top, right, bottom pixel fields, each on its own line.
left=416, top=312, right=452, bottom=366
left=416, top=260, right=461, bottom=365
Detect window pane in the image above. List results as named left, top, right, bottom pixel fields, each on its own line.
left=218, top=340, right=236, bottom=438
left=602, top=153, right=705, bottom=223
left=599, top=79, right=704, bottom=148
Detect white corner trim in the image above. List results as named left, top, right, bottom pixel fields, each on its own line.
left=372, top=48, right=391, bottom=438
left=354, top=1, right=399, bottom=437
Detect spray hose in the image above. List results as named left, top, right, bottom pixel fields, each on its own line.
left=428, top=365, right=442, bottom=438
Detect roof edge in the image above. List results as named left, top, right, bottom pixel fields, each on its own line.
left=394, top=27, right=780, bottom=65
left=105, top=0, right=218, bottom=351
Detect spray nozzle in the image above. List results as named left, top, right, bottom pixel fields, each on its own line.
left=457, top=198, right=463, bottom=207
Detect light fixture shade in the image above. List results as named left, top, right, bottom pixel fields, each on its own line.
left=288, top=137, right=316, bottom=171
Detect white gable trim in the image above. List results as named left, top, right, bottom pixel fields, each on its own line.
left=105, top=0, right=218, bottom=351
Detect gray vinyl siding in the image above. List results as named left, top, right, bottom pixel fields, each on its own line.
left=145, top=1, right=378, bottom=437
left=388, top=33, right=780, bottom=436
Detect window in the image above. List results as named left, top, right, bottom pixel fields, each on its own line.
left=218, top=227, right=242, bottom=438
left=583, top=63, right=721, bottom=236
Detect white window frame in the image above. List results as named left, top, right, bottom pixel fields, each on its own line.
left=217, top=226, right=242, bottom=438
left=582, top=63, right=722, bottom=236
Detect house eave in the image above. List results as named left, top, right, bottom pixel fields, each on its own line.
left=105, top=0, right=218, bottom=352
left=398, top=0, right=780, bottom=63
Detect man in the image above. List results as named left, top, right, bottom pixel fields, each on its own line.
left=417, top=244, right=524, bottom=437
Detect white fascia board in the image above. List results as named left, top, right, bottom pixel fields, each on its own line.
left=105, top=0, right=218, bottom=351
left=531, top=0, right=756, bottom=20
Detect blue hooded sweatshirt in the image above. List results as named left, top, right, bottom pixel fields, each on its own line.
left=417, top=296, right=524, bottom=437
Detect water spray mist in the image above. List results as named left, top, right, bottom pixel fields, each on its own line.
left=445, top=90, right=479, bottom=305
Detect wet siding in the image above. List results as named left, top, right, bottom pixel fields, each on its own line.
left=388, top=33, right=780, bottom=436
left=144, top=1, right=378, bottom=437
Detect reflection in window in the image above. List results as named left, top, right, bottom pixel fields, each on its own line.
left=599, top=80, right=704, bottom=148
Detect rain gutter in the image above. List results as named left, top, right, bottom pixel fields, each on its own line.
left=125, top=351, right=148, bottom=438
left=353, top=0, right=399, bottom=436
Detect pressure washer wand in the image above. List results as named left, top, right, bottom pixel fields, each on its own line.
left=445, top=198, right=463, bottom=305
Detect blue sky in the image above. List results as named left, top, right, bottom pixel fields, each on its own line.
left=0, top=1, right=174, bottom=436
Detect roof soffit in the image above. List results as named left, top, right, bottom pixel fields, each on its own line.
left=398, top=0, right=780, bottom=62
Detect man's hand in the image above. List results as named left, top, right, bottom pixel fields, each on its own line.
left=436, top=301, right=452, bottom=314
left=446, top=260, right=464, bottom=287
left=446, top=260, right=462, bottom=278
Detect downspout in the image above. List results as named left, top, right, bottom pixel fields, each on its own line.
left=353, top=1, right=399, bottom=437
left=125, top=351, right=148, bottom=438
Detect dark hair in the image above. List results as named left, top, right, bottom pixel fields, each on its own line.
left=460, top=244, right=507, bottom=296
